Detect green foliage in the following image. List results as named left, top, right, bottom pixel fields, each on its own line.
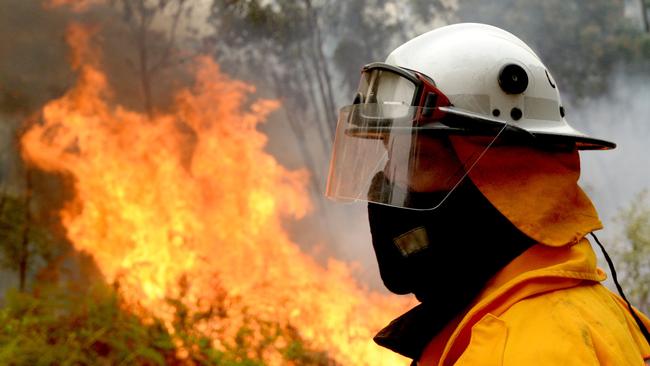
left=0, top=280, right=337, bottom=365
left=0, top=284, right=176, bottom=366
left=329, top=0, right=452, bottom=94
left=0, top=194, right=28, bottom=269
left=1, top=189, right=336, bottom=365
left=208, top=0, right=315, bottom=82
left=281, top=327, right=334, bottom=365
left=0, top=192, right=58, bottom=289
left=164, top=281, right=337, bottom=366
left=614, top=190, right=650, bottom=314
left=329, top=0, right=403, bottom=93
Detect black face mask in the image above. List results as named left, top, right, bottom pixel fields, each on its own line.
left=368, top=176, right=535, bottom=308
left=368, top=176, right=536, bottom=359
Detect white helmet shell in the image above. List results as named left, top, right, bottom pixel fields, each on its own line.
left=385, top=23, right=615, bottom=150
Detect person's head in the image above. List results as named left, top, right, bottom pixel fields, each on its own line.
left=326, top=23, right=612, bottom=300
left=326, top=23, right=614, bottom=211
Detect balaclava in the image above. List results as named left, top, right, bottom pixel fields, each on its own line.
left=368, top=172, right=535, bottom=357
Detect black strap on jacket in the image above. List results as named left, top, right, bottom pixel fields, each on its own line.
left=590, top=232, right=650, bottom=346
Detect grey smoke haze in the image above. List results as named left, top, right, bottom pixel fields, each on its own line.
left=563, top=71, right=650, bottom=291
left=572, top=71, right=650, bottom=228
left=0, top=0, right=647, bottom=294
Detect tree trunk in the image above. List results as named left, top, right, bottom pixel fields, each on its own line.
left=309, top=5, right=337, bottom=137
left=641, top=0, right=649, bottom=33
left=0, top=187, right=6, bottom=212
left=269, top=69, right=324, bottom=195
left=304, top=0, right=337, bottom=136
left=138, top=16, right=154, bottom=120
left=297, top=45, right=333, bottom=153
left=305, top=45, right=335, bottom=129
left=19, top=168, right=32, bottom=292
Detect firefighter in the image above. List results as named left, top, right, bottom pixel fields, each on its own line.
left=326, top=23, right=650, bottom=365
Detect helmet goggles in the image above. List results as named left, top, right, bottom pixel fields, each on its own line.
left=326, top=63, right=510, bottom=210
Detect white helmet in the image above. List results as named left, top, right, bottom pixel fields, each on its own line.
left=326, top=23, right=614, bottom=210
left=385, top=23, right=614, bottom=150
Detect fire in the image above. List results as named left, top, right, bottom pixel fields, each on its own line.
left=44, top=0, right=102, bottom=12
left=21, top=24, right=412, bottom=364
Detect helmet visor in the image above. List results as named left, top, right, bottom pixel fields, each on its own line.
left=326, top=104, right=509, bottom=210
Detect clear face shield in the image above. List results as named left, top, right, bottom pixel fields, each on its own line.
left=326, top=63, right=509, bottom=210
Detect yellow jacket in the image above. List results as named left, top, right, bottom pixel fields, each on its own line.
left=418, top=239, right=650, bottom=365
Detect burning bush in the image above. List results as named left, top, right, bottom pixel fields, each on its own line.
left=16, top=23, right=410, bottom=365
left=0, top=283, right=338, bottom=365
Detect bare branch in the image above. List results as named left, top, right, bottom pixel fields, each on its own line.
left=641, top=0, right=649, bottom=33
left=149, top=0, right=189, bottom=74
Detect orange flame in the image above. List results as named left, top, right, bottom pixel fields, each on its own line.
left=44, top=0, right=103, bottom=12
left=21, top=23, right=412, bottom=365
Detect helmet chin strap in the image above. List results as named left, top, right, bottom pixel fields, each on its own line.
left=590, top=232, right=650, bottom=345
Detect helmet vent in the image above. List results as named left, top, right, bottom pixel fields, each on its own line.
left=499, top=64, right=529, bottom=94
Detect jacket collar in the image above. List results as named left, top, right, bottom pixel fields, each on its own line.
left=436, top=238, right=605, bottom=365
left=376, top=238, right=605, bottom=364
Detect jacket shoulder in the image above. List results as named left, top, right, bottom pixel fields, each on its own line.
left=453, top=283, right=649, bottom=365
left=496, top=283, right=648, bottom=365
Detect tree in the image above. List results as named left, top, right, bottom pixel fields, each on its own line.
left=207, top=0, right=338, bottom=197
left=613, top=191, right=650, bottom=314
left=641, top=0, right=649, bottom=33
left=455, top=0, right=650, bottom=100
left=107, top=0, right=195, bottom=119
left=0, top=277, right=337, bottom=365
left=0, top=164, right=69, bottom=293
left=0, top=190, right=37, bottom=291
left=0, top=0, right=73, bottom=116
left=0, top=124, right=73, bottom=292
left=207, top=0, right=454, bottom=198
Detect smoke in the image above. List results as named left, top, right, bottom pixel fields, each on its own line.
left=571, top=70, right=650, bottom=227
left=447, top=0, right=650, bottom=224
left=559, top=69, right=650, bottom=293
left=2, top=0, right=646, bottom=296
